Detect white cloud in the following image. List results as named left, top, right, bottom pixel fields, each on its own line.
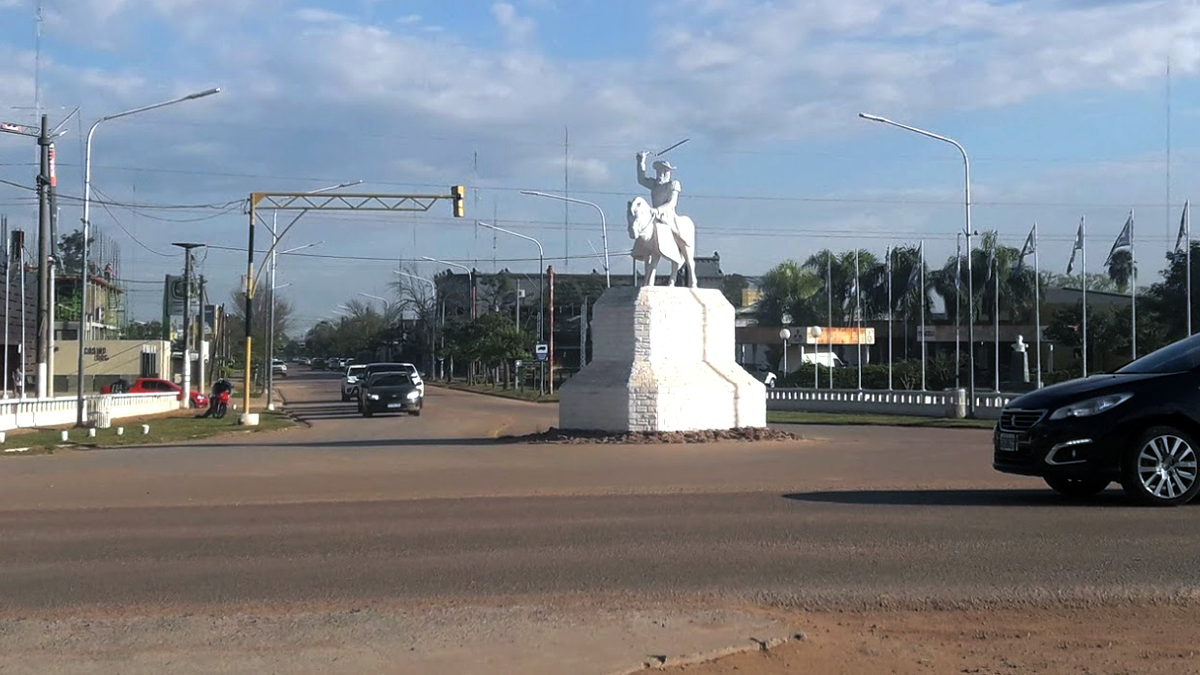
left=492, top=2, right=536, bottom=46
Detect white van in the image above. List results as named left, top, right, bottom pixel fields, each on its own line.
left=800, top=352, right=844, bottom=368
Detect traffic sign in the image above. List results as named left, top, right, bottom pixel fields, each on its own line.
left=535, top=343, right=549, bottom=361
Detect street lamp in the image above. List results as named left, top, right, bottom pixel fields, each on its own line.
left=520, top=190, right=609, bottom=287
left=170, top=242, right=204, bottom=410
left=394, top=270, right=438, bottom=378
left=76, top=87, right=220, bottom=426
left=859, top=112, right=976, bottom=417
left=476, top=221, right=544, bottom=345
left=421, top=256, right=475, bottom=320
left=779, top=328, right=791, bottom=379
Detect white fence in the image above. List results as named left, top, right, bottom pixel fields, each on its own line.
left=0, top=393, right=180, bottom=432
left=767, top=388, right=1019, bottom=420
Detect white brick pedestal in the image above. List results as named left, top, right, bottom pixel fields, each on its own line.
left=559, top=287, right=766, bottom=432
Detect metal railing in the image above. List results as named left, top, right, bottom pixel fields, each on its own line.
left=766, top=387, right=1018, bottom=420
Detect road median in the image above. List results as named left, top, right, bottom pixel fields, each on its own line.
left=1, top=410, right=295, bottom=455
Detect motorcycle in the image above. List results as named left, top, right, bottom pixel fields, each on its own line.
left=212, top=389, right=230, bottom=419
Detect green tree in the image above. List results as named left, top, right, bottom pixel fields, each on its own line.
left=1106, top=249, right=1134, bottom=291
left=56, top=229, right=92, bottom=273
left=754, top=260, right=822, bottom=327
left=721, top=273, right=750, bottom=308
left=122, top=321, right=164, bottom=340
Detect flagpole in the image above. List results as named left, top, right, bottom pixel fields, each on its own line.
left=920, top=240, right=926, bottom=392
left=994, top=234, right=1000, bottom=392
left=1131, top=209, right=1137, bottom=360
left=855, top=248, right=862, bottom=390
left=1034, top=222, right=1041, bottom=388
left=887, top=246, right=893, bottom=390
left=1188, top=202, right=1192, bottom=335
left=954, top=236, right=961, bottom=389
left=827, top=254, right=833, bottom=390
left=1082, top=216, right=1088, bottom=378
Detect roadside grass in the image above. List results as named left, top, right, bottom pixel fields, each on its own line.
left=768, top=411, right=996, bottom=429
left=434, top=381, right=560, bottom=403
left=2, top=410, right=294, bottom=455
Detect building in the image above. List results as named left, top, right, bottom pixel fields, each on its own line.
left=427, top=252, right=729, bottom=379
left=1, top=229, right=37, bottom=396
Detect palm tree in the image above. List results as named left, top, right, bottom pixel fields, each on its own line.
left=1106, top=249, right=1133, bottom=292
left=801, top=249, right=879, bottom=324
left=754, top=260, right=822, bottom=327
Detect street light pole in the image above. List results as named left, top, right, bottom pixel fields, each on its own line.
left=520, top=190, right=609, bottom=287
left=859, top=112, right=976, bottom=417
left=476, top=221, right=544, bottom=346
left=75, top=87, right=220, bottom=426
left=394, top=271, right=438, bottom=378
left=421, top=256, right=475, bottom=319
left=171, top=243, right=204, bottom=410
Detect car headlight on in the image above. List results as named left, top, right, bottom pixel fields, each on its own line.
left=406, top=391, right=420, bottom=400
left=1049, top=393, right=1133, bottom=420
left=368, top=393, right=380, bottom=401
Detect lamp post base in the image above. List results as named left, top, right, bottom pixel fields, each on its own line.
left=238, top=413, right=260, bottom=426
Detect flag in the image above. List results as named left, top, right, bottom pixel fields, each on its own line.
left=1176, top=201, right=1190, bottom=254
left=1105, top=212, right=1133, bottom=265
left=1019, top=224, right=1036, bottom=258
left=1015, top=224, right=1036, bottom=273
left=1067, top=219, right=1084, bottom=275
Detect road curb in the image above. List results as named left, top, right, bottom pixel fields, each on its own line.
left=430, top=382, right=559, bottom=404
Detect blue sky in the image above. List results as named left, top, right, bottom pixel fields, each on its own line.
left=1, top=0, right=1200, bottom=331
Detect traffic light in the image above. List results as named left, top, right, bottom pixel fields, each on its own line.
left=451, top=185, right=465, bottom=218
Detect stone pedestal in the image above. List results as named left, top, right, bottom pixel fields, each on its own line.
left=559, top=287, right=766, bottom=432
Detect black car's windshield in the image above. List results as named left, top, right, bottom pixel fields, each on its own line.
left=1117, top=334, right=1200, bottom=374
left=369, top=374, right=410, bottom=388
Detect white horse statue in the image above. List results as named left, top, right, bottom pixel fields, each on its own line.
left=627, top=196, right=696, bottom=287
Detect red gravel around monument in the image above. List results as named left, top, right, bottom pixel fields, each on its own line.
left=503, top=427, right=804, bottom=444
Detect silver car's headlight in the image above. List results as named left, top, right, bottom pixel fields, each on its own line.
left=1049, top=393, right=1133, bottom=420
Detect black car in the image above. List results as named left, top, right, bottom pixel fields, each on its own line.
left=994, top=333, right=1200, bottom=506
left=359, top=372, right=423, bottom=417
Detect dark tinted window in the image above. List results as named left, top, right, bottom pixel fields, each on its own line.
left=1117, top=334, right=1200, bottom=374
left=369, top=374, right=410, bottom=387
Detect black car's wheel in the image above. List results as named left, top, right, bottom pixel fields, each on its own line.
left=409, top=407, right=421, bottom=417
left=1044, top=475, right=1110, bottom=499
left=1121, top=426, right=1200, bottom=506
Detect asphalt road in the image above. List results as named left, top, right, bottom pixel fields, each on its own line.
left=4, top=370, right=1199, bottom=614
left=4, top=370, right=1200, bottom=673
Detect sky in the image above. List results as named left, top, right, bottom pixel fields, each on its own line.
left=2, top=0, right=1200, bottom=332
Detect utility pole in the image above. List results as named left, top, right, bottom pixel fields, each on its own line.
left=172, top=243, right=203, bottom=408
left=198, top=275, right=207, bottom=398
left=35, top=115, right=50, bottom=398
left=548, top=265, right=555, bottom=395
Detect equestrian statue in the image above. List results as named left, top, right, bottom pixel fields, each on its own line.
left=629, top=151, right=696, bottom=287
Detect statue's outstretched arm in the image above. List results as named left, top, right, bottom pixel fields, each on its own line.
left=636, top=154, right=656, bottom=189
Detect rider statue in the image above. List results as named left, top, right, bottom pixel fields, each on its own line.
left=635, top=151, right=684, bottom=265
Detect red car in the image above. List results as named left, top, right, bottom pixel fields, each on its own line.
left=121, top=377, right=208, bottom=408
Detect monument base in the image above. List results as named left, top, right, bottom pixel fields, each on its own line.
left=559, top=286, right=766, bottom=433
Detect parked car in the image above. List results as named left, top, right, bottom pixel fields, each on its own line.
left=358, top=371, right=423, bottom=417
left=272, top=360, right=288, bottom=377
left=359, top=362, right=424, bottom=397
left=341, top=364, right=367, bottom=402
left=311, top=358, right=327, bottom=370
left=994, top=333, right=1200, bottom=506
left=126, top=377, right=208, bottom=409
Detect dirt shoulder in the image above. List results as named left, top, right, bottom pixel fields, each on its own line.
left=664, top=605, right=1200, bottom=674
